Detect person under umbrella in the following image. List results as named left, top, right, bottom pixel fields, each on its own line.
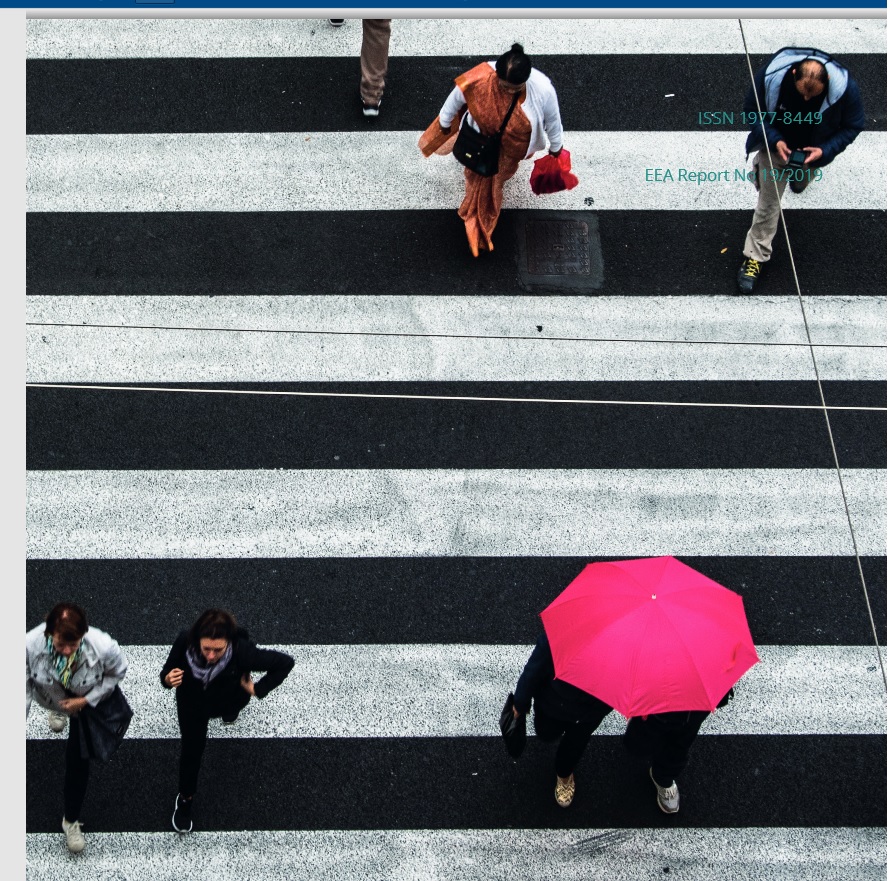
left=622, top=687, right=734, bottom=814
left=26, top=602, right=129, bottom=854
left=512, top=630, right=613, bottom=808
left=539, top=557, right=758, bottom=815
left=160, top=608, right=295, bottom=833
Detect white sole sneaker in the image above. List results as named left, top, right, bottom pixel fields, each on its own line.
left=172, top=794, right=194, bottom=834
left=62, top=818, right=85, bottom=853
left=649, top=767, right=680, bottom=814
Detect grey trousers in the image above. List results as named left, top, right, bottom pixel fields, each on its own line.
left=360, top=19, right=391, bottom=106
left=742, top=147, right=814, bottom=263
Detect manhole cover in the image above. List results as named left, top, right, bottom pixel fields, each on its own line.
left=516, top=212, right=604, bottom=293
left=526, top=219, right=590, bottom=275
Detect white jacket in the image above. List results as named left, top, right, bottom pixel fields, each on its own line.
left=26, top=624, right=128, bottom=718
left=438, top=62, right=564, bottom=158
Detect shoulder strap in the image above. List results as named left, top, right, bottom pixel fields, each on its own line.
left=497, top=91, right=522, bottom=136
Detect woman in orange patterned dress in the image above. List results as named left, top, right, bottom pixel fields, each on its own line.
left=418, top=43, right=565, bottom=257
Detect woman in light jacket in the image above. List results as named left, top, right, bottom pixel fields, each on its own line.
left=161, top=608, right=295, bottom=833
left=26, top=602, right=128, bottom=854
left=419, top=43, right=565, bottom=256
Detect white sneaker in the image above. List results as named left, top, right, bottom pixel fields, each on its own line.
left=48, top=710, right=67, bottom=733
left=62, top=818, right=85, bottom=853
left=649, top=767, right=680, bottom=814
left=362, top=100, right=381, bottom=118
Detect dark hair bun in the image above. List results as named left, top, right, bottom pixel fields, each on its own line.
left=496, top=43, right=532, bottom=85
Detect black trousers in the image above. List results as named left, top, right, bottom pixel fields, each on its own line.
left=176, top=695, right=247, bottom=796
left=64, top=716, right=90, bottom=821
left=177, top=702, right=212, bottom=797
left=533, top=704, right=611, bottom=778
left=622, top=711, right=709, bottom=787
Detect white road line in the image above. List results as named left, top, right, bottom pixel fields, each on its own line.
left=26, top=18, right=887, bottom=58
left=24, top=828, right=889, bottom=881
left=26, top=131, right=885, bottom=212
left=25, top=298, right=885, bottom=384
left=27, top=385, right=885, bottom=415
left=26, top=645, right=887, bottom=740
left=25, top=469, right=885, bottom=558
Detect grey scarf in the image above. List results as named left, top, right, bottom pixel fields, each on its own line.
left=185, top=643, right=233, bottom=689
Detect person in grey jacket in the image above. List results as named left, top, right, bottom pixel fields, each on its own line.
left=26, top=602, right=128, bottom=854
left=737, top=46, right=865, bottom=293
left=513, top=631, right=613, bottom=808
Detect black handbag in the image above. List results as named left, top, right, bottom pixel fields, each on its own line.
left=77, top=685, right=134, bottom=762
left=452, top=91, right=521, bottom=177
left=499, top=692, right=527, bottom=758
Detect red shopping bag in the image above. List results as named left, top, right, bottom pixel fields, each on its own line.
left=530, top=149, right=579, bottom=195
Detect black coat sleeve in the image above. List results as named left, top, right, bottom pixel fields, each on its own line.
left=818, top=78, right=865, bottom=163
left=160, top=630, right=189, bottom=688
left=514, top=631, right=554, bottom=714
left=243, top=642, right=295, bottom=700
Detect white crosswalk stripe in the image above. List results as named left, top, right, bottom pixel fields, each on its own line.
left=26, top=17, right=887, bottom=58
left=25, top=469, right=886, bottom=559
left=25, top=295, right=887, bottom=383
left=24, top=828, right=889, bottom=881
left=26, top=645, right=888, bottom=740
left=26, top=130, right=887, bottom=212
left=26, top=294, right=888, bottom=346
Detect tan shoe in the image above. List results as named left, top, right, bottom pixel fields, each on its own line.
left=62, top=818, right=85, bottom=853
left=48, top=710, right=67, bottom=733
left=554, top=773, right=575, bottom=808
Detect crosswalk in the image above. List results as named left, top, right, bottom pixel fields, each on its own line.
left=26, top=16, right=886, bottom=880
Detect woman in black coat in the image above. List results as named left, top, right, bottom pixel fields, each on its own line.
left=513, top=631, right=613, bottom=808
left=160, top=608, right=294, bottom=833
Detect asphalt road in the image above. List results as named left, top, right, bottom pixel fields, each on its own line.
left=25, top=17, right=886, bottom=881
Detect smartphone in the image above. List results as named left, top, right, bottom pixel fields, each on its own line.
left=786, top=149, right=807, bottom=170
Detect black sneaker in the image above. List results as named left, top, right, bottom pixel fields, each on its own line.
left=172, top=794, right=193, bottom=833
left=328, top=19, right=344, bottom=26
left=736, top=257, right=762, bottom=294
left=789, top=177, right=809, bottom=194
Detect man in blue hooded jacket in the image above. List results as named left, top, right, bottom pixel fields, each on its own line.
left=737, top=47, right=865, bottom=294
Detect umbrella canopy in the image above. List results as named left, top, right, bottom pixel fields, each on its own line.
left=540, top=556, right=759, bottom=718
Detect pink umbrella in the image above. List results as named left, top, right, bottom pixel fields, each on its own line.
left=540, top=556, right=759, bottom=718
